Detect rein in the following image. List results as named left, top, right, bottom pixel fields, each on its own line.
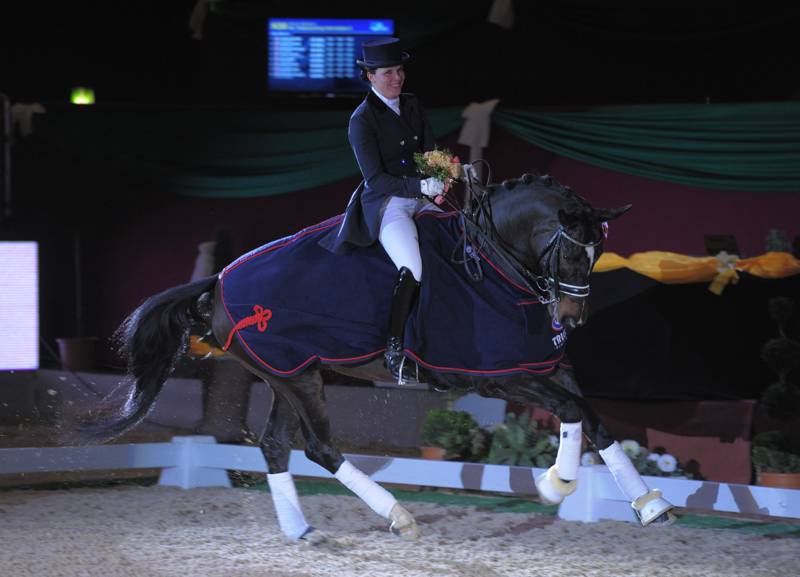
left=450, top=165, right=601, bottom=305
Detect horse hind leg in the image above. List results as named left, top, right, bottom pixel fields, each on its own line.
left=213, top=292, right=419, bottom=539
left=259, top=387, right=327, bottom=544
left=282, top=369, right=420, bottom=540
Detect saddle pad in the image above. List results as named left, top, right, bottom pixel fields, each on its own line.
left=219, top=211, right=567, bottom=377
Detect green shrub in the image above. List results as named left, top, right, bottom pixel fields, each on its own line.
left=752, top=431, right=800, bottom=473
left=485, top=412, right=557, bottom=468
left=753, top=297, right=800, bottom=475
left=420, top=410, right=486, bottom=460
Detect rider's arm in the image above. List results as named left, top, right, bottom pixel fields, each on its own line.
left=348, top=114, right=422, bottom=199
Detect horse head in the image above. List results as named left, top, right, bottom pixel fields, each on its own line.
left=481, top=174, right=631, bottom=329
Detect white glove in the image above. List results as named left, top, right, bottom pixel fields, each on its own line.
left=420, top=177, right=445, bottom=198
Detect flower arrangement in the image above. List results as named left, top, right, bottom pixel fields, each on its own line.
left=414, top=148, right=463, bottom=183
left=420, top=407, right=693, bottom=478
left=414, top=148, right=462, bottom=205
left=581, top=439, right=693, bottom=478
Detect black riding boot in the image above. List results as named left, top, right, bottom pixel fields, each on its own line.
left=384, top=266, right=420, bottom=384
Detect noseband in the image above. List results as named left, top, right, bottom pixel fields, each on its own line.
left=537, top=225, right=602, bottom=304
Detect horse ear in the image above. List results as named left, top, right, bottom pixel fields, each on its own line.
left=595, top=204, right=632, bottom=222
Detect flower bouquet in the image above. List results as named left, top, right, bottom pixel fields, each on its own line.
left=414, top=148, right=462, bottom=205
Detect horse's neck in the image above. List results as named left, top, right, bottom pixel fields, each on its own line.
left=478, top=189, right=554, bottom=264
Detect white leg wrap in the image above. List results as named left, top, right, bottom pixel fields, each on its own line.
left=334, top=460, right=397, bottom=518
left=598, top=441, right=649, bottom=501
left=267, top=472, right=310, bottom=540
left=554, top=421, right=582, bottom=481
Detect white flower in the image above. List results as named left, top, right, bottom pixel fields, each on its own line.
left=548, top=435, right=559, bottom=448
left=647, top=453, right=661, bottom=462
left=657, top=454, right=678, bottom=473
left=581, top=451, right=599, bottom=466
left=620, top=439, right=641, bottom=459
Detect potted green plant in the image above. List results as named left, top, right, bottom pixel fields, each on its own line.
left=752, top=431, right=800, bottom=487
left=752, top=296, right=800, bottom=488
left=485, top=412, right=558, bottom=467
left=419, top=409, right=489, bottom=461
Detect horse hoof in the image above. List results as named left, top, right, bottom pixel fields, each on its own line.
left=632, top=490, right=675, bottom=526
left=298, top=526, right=328, bottom=546
left=535, top=465, right=577, bottom=505
left=649, top=510, right=678, bottom=526
left=389, top=503, right=420, bottom=541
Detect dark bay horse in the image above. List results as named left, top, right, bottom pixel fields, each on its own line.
left=84, top=174, right=674, bottom=541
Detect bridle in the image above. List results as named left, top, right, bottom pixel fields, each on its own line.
left=452, top=165, right=602, bottom=312
left=537, top=224, right=602, bottom=303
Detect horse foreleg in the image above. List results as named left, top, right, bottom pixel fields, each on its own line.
left=282, top=369, right=420, bottom=540
left=545, top=368, right=676, bottom=525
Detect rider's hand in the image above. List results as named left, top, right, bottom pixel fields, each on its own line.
left=420, top=177, right=446, bottom=199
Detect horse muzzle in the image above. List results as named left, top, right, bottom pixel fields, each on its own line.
left=551, top=297, right=588, bottom=329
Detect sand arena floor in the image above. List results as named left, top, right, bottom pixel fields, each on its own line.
left=1, top=479, right=798, bottom=577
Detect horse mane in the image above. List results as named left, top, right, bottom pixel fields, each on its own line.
left=478, top=172, right=601, bottom=251
left=489, top=172, right=593, bottom=218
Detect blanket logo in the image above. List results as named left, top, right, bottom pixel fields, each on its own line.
left=223, top=304, right=273, bottom=351
left=551, top=331, right=568, bottom=349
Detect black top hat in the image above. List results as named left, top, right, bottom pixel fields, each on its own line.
left=356, top=37, right=410, bottom=70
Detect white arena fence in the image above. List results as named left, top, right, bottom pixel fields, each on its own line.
left=1, top=436, right=798, bottom=523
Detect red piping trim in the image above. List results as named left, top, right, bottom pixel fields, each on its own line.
left=223, top=216, right=343, bottom=276
left=405, top=350, right=562, bottom=375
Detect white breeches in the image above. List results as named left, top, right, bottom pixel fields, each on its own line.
left=379, top=196, right=431, bottom=282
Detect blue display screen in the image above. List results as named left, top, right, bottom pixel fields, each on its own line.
left=268, top=18, right=395, bottom=95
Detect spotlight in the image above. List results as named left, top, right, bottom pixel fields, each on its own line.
left=71, top=87, right=95, bottom=105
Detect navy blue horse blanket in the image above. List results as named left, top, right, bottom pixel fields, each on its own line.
left=219, top=211, right=568, bottom=378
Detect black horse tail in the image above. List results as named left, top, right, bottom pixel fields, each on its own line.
left=75, top=275, right=219, bottom=443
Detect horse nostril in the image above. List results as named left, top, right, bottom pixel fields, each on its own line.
left=562, top=316, right=578, bottom=329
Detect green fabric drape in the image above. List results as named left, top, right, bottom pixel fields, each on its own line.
left=31, top=101, right=800, bottom=198
left=34, top=104, right=464, bottom=198
left=494, top=102, right=800, bottom=192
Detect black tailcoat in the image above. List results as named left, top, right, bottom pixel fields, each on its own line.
left=319, top=90, right=435, bottom=254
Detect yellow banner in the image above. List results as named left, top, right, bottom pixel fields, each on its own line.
left=595, top=251, right=800, bottom=292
